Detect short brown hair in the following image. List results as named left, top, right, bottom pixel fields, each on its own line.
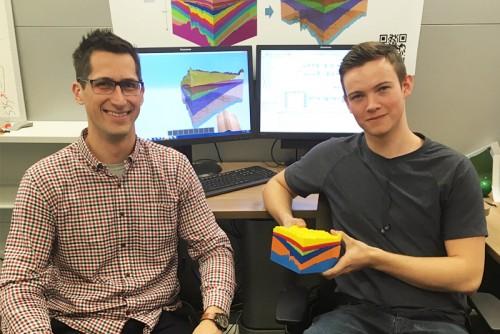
left=339, top=42, right=407, bottom=94
left=72, top=29, right=142, bottom=84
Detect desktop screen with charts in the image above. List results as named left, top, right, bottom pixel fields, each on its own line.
left=258, top=46, right=363, bottom=138
left=135, top=47, right=254, bottom=143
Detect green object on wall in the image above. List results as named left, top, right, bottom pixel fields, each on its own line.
left=469, top=147, right=493, bottom=197
left=480, top=176, right=492, bottom=197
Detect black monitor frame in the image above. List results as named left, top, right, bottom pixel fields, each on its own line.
left=255, top=44, right=362, bottom=147
left=135, top=45, right=257, bottom=160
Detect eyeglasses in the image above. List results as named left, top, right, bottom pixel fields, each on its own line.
left=77, top=77, right=144, bottom=96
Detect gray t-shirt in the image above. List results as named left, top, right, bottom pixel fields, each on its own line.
left=285, top=133, right=487, bottom=315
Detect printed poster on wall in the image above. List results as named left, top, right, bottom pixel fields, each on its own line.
left=0, top=0, right=26, bottom=121
left=109, top=0, right=423, bottom=75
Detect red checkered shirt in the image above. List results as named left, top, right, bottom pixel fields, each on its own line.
left=0, top=131, right=235, bottom=334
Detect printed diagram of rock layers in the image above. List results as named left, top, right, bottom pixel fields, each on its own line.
left=172, top=0, right=257, bottom=46
left=0, top=66, right=14, bottom=117
left=281, top=0, right=368, bottom=44
left=181, top=69, right=244, bottom=128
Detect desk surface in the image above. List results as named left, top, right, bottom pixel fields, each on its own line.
left=206, top=162, right=318, bottom=220
left=485, top=203, right=500, bottom=263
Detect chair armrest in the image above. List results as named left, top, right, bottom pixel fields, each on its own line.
left=470, top=292, right=500, bottom=332
left=275, top=285, right=309, bottom=324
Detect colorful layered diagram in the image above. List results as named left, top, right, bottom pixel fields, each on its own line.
left=271, top=226, right=342, bottom=274
left=181, top=68, right=244, bottom=128
left=281, top=0, right=368, bottom=44
left=172, top=0, right=257, bottom=46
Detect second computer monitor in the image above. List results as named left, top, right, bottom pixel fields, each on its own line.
left=256, top=45, right=362, bottom=141
left=135, top=46, right=255, bottom=145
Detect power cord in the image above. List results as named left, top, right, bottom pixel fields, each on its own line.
left=213, top=143, right=223, bottom=163
left=270, top=139, right=287, bottom=167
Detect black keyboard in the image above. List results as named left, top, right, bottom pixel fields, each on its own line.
left=199, top=165, right=277, bottom=197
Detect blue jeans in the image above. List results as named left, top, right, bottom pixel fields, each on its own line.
left=304, top=304, right=468, bottom=334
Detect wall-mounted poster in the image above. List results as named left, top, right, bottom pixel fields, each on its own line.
left=0, top=0, right=26, bottom=121
left=109, top=0, right=423, bottom=75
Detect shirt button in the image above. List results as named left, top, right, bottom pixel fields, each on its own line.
left=125, top=310, right=131, bottom=316
left=119, top=212, right=125, bottom=217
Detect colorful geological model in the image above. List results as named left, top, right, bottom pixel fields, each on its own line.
left=281, top=0, right=368, bottom=44
left=181, top=68, right=244, bottom=128
left=172, top=0, right=257, bottom=46
left=271, top=225, right=342, bottom=274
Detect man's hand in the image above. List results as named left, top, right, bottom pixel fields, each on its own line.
left=322, top=230, right=376, bottom=279
left=282, top=217, right=307, bottom=227
left=193, top=319, right=222, bottom=334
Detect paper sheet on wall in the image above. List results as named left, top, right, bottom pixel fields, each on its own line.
left=0, top=0, right=26, bottom=121
left=109, top=0, right=424, bottom=75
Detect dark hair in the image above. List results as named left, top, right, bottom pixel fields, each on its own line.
left=339, top=41, right=406, bottom=94
left=72, top=29, right=141, bottom=83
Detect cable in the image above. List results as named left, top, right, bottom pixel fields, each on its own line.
left=213, top=143, right=223, bottom=163
left=270, top=139, right=286, bottom=167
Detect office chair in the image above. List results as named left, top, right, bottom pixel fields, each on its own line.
left=275, top=194, right=500, bottom=334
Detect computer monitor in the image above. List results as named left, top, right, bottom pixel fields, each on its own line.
left=256, top=45, right=362, bottom=149
left=135, top=46, right=255, bottom=161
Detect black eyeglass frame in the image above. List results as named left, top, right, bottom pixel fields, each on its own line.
left=77, top=77, right=144, bottom=96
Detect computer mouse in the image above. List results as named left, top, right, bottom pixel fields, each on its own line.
left=192, top=160, right=222, bottom=177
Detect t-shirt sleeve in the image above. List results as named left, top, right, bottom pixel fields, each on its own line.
left=285, top=139, right=337, bottom=198
left=441, top=157, right=488, bottom=240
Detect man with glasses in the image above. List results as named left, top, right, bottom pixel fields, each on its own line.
left=0, top=29, right=234, bottom=334
left=263, top=42, right=487, bottom=333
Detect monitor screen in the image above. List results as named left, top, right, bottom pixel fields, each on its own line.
left=135, top=46, right=255, bottom=145
left=256, top=45, right=363, bottom=140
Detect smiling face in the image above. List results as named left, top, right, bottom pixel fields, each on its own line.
left=72, top=50, right=144, bottom=143
left=342, top=57, right=413, bottom=140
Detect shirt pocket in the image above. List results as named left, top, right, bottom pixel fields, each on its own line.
left=133, top=202, right=179, bottom=258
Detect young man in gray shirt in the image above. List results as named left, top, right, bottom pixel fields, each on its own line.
left=263, top=41, right=487, bottom=333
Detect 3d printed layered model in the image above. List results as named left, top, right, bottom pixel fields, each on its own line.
left=172, top=0, right=257, bottom=46
left=271, top=226, right=342, bottom=274
left=181, top=68, right=244, bottom=128
left=281, top=0, right=368, bottom=44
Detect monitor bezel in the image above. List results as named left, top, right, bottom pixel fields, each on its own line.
left=255, top=44, right=361, bottom=141
left=135, top=45, right=257, bottom=146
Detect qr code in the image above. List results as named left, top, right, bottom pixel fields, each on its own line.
left=379, top=34, right=407, bottom=60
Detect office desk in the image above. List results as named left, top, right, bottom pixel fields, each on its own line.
left=205, top=162, right=317, bottom=333
left=206, top=162, right=318, bottom=220
left=485, top=202, right=500, bottom=264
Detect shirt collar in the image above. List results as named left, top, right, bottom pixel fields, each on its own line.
left=76, top=128, right=143, bottom=171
